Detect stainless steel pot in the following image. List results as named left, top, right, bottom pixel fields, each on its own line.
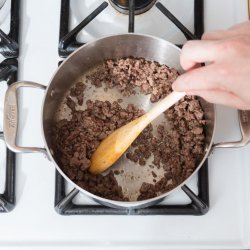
left=3, top=34, right=250, bottom=209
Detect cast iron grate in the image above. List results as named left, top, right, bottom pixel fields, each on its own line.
left=0, top=0, right=19, bottom=58
left=55, top=160, right=209, bottom=215
left=0, top=58, right=17, bottom=212
left=58, top=0, right=203, bottom=57
left=55, top=0, right=209, bottom=215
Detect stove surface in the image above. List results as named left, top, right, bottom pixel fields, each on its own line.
left=0, top=0, right=250, bottom=249
left=70, top=0, right=194, bottom=44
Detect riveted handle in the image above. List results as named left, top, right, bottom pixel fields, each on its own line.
left=213, top=110, right=250, bottom=149
left=3, top=81, right=47, bottom=154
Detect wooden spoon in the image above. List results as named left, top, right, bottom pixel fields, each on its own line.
left=89, top=91, right=186, bottom=174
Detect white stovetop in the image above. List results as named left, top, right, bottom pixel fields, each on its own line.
left=0, top=0, right=250, bottom=249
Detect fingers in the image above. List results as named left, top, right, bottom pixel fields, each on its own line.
left=202, top=21, right=250, bottom=41
left=202, top=30, right=234, bottom=41
left=180, top=40, right=217, bottom=70
left=186, top=90, right=250, bottom=110
left=229, top=20, right=250, bottom=31
left=172, top=64, right=227, bottom=92
left=180, top=21, right=250, bottom=110
left=180, top=40, right=219, bottom=70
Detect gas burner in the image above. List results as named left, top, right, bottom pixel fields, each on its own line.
left=109, top=0, right=156, bottom=15
left=59, top=0, right=203, bottom=57
left=56, top=0, right=209, bottom=216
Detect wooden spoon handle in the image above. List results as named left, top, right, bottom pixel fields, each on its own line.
left=89, top=91, right=186, bottom=174
left=144, top=91, right=186, bottom=123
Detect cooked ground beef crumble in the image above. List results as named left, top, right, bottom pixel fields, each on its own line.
left=52, top=58, right=205, bottom=201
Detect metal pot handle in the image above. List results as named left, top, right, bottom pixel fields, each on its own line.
left=213, top=110, right=250, bottom=149
left=3, top=81, right=47, bottom=154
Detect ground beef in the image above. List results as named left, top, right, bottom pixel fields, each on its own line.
left=86, top=58, right=179, bottom=102
left=132, top=96, right=205, bottom=200
left=52, top=99, right=145, bottom=201
left=70, top=82, right=86, bottom=105
left=52, top=57, right=206, bottom=202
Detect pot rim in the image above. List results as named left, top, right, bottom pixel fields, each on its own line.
left=41, top=33, right=216, bottom=209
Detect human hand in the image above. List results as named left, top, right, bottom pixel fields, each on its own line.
left=172, top=21, right=250, bottom=110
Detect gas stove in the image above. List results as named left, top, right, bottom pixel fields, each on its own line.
left=0, top=0, right=250, bottom=249
left=0, top=0, right=18, bottom=213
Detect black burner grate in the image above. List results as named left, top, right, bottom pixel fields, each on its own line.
left=0, top=0, right=19, bottom=58
left=55, top=160, right=209, bottom=215
left=0, top=58, right=17, bottom=213
left=55, top=0, right=209, bottom=215
left=58, top=1, right=108, bottom=58
left=58, top=0, right=203, bottom=57
left=0, top=0, right=19, bottom=212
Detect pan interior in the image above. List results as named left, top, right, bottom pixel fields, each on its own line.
left=56, top=64, right=174, bottom=201
left=43, top=34, right=215, bottom=203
